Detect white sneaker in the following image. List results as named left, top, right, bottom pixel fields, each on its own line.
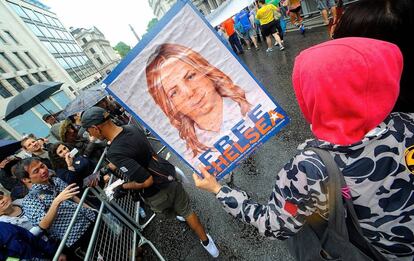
left=201, top=234, right=219, bottom=258
left=279, top=45, right=285, bottom=51
left=274, top=42, right=279, bottom=46
left=176, top=216, right=186, bottom=222
left=266, top=48, right=273, bottom=53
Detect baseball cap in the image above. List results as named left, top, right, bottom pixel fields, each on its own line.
left=42, top=113, right=52, bottom=121
left=80, top=106, right=110, bottom=130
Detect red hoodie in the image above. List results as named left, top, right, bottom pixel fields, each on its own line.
left=292, top=37, right=403, bottom=145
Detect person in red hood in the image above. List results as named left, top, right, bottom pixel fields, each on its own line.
left=193, top=37, right=414, bottom=260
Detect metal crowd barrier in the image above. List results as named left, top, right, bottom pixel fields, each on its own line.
left=52, top=147, right=166, bottom=261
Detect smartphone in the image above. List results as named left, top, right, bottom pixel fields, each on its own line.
left=69, top=148, right=78, bottom=158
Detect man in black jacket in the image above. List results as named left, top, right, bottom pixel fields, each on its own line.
left=81, top=106, right=219, bottom=258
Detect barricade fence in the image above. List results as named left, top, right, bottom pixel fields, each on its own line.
left=53, top=147, right=166, bottom=261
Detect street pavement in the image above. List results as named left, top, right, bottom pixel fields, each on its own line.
left=143, top=25, right=331, bottom=261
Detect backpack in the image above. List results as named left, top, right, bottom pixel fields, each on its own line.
left=287, top=148, right=387, bottom=261
left=235, top=21, right=246, bottom=34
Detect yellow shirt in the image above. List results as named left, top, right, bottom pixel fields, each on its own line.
left=256, top=4, right=277, bottom=25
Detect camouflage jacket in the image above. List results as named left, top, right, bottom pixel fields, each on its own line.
left=216, top=112, right=414, bottom=260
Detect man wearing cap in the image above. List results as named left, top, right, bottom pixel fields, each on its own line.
left=42, top=113, right=61, bottom=143
left=81, top=106, right=219, bottom=258
left=42, top=114, right=58, bottom=125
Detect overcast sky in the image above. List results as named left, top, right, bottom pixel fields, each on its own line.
left=45, top=0, right=156, bottom=47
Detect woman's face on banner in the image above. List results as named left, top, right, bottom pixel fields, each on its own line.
left=160, top=58, right=222, bottom=120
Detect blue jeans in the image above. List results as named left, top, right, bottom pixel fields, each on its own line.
left=228, top=33, right=243, bottom=54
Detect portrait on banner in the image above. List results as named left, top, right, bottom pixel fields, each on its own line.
left=105, top=3, right=288, bottom=179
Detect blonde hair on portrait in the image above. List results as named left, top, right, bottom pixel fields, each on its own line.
left=146, top=43, right=251, bottom=157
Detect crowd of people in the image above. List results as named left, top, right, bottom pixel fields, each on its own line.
left=215, top=0, right=344, bottom=54
left=1, top=0, right=413, bottom=260
left=0, top=90, right=220, bottom=259
left=0, top=97, right=122, bottom=260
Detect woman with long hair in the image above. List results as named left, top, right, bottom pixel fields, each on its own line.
left=49, top=142, right=96, bottom=189
left=146, top=43, right=251, bottom=157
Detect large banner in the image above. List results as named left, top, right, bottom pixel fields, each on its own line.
left=103, top=0, right=289, bottom=180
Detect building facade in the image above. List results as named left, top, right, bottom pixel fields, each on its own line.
left=70, top=27, right=120, bottom=78
left=0, top=0, right=102, bottom=140
left=149, top=0, right=225, bottom=18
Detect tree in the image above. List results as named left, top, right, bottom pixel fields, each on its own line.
left=146, top=18, right=159, bottom=32
left=113, top=42, right=131, bottom=58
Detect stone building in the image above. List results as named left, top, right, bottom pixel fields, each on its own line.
left=70, top=26, right=120, bottom=78
left=149, top=0, right=226, bottom=18
left=0, top=0, right=102, bottom=139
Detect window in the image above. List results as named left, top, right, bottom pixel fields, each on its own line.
left=26, top=23, right=44, bottom=37
left=13, top=52, right=30, bottom=69
left=4, top=31, right=19, bottom=44
left=68, top=70, right=81, bottom=82
left=89, top=48, right=95, bottom=54
left=35, top=12, right=49, bottom=24
left=82, top=38, right=87, bottom=44
left=41, top=41, right=57, bottom=54
left=34, top=99, right=60, bottom=115
left=32, top=72, right=42, bottom=82
left=45, top=15, right=56, bottom=26
left=0, top=82, right=12, bottom=98
left=21, top=75, right=34, bottom=86
left=57, top=58, right=70, bottom=69
left=49, top=28, right=61, bottom=39
left=7, top=78, right=24, bottom=92
left=68, top=44, right=77, bottom=53
left=0, top=126, right=14, bottom=140
left=7, top=2, right=29, bottom=18
left=73, top=56, right=83, bottom=66
left=7, top=110, right=49, bottom=137
left=22, top=7, right=39, bottom=22
left=53, top=18, right=64, bottom=28
left=25, top=52, right=40, bottom=67
left=0, top=34, right=6, bottom=44
left=64, top=32, right=72, bottom=40
left=66, top=57, right=77, bottom=68
left=57, top=30, right=66, bottom=40
left=51, top=91, right=71, bottom=108
left=52, top=42, right=65, bottom=53
left=38, top=26, right=52, bottom=38
left=42, top=71, right=53, bottom=81
left=96, top=57, right=104, bottom=65
left=61, top=43, right=72, bottom=53
left=74, top=45, right=83, bottom=52
left=0, top=52, right=19, bottom=70
left=0, top=65, right=5, bottom=73
left=82, top=55, right=89, bottom=64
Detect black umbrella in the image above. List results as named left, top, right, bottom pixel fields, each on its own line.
left=0, top=139, right=21, bottom=160
left=4, top=81, right=63, bottom=121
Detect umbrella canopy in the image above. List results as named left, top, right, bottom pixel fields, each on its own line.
left=0, top=139, right=21, bottom=160
left=4, top=81, right=63, bottom=121
left=58, top=85, right=107, bottom=120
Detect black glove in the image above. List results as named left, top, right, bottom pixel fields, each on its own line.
left=113, top=183, right=128, bottom=199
